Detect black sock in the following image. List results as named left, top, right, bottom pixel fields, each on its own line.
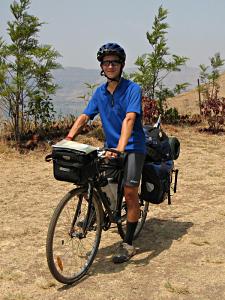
left=124, top=221, right=138, bottom=245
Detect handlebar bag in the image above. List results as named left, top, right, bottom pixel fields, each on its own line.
left=51, top=140, right=97, bottom=184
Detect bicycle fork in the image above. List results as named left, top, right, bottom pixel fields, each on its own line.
left=70, top=185, right=96, bottom=238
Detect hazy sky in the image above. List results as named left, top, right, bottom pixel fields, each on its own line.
left=1, top=0, right=225, bottom=69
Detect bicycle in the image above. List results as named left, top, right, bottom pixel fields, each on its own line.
left=45, top=148, right=149, bottom=285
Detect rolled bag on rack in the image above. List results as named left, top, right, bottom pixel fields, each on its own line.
left=168, top=136, right=180, bottom=160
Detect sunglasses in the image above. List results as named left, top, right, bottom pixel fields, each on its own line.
left=101, top=60, right=121, bottom=67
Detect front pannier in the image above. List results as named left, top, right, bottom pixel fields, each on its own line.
left=50, top=140, right=98, bottom=185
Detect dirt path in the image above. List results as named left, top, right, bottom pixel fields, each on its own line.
left=0, top=127, right=225, bottom=300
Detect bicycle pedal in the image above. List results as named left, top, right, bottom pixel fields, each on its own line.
left=112, top=214, right=122, bottom=224
left=71, top=231, right=85, bottom=239
left=102, top=217, right=111, bottom=230
left=116, top=218, right=122, bottom=224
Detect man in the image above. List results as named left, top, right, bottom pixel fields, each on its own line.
left=65, top=43, right=146, bottom=263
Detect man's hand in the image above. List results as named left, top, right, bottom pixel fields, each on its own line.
left=105, top=148, right=123, bottom=159
left=105, top=150, right=118, bottom=158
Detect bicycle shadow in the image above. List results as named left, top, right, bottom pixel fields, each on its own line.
left=57, top=218, right=193, bottom=290
left=90, top=217, right=193, bottom=275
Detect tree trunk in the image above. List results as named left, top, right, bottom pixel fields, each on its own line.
left=15, top=93, right=20, bottom=146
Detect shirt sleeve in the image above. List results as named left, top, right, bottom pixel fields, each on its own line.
left=83, top=89, right=99, bottom=120
left=126, top=84, right=142, bottom=115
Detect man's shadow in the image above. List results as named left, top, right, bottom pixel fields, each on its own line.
left=58, top=218, right=193, bottom=290
left=90, top=217, right=193, bottom=275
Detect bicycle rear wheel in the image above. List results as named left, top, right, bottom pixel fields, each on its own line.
left=46, top=188, right=102, bottom=284
left=117, top=197, right=149, bottom=240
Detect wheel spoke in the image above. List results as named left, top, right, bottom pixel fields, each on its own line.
left=46, top=189, right=102, bottom=284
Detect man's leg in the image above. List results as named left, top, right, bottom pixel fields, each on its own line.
left=112, top=152, right=145, bottom=263
left=123, top=185, right=139, bottom=245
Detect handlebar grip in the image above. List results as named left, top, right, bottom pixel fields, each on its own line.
left=104, top=148, right=123, bottom=156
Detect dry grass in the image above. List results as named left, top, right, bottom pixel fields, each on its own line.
left=34, top=276, right=57, bottom=289
left=2, top=292, right=29, bottom=300
left=0, top=125, right=225, bottom=299
left=164, top=281, right=190, bottom=295
left=168, top=71, right=225, bottom=115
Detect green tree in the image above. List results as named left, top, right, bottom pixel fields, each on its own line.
left=77, top=82, right=99, bottom=106
left=0, top=0, right=61, bottom=143
left=130, top=5, right=189, bottom=115
left=199, top=52, right=225, bottom=100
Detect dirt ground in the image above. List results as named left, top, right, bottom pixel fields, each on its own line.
left=0, top=126, right=225, bottom=300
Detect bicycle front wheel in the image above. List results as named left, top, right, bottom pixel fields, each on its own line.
left=117, top=197, right=149, bottom=240
left=46, top=188, right=102, bottom=284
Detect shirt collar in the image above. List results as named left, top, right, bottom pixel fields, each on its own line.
left=101, top=77, right=128, bottom=96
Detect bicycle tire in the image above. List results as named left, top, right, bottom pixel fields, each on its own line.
left=46, top=187, right=102, bottom=284
left=117, top=197, right=149, bottom=240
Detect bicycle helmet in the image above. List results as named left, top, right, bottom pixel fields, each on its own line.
left=97, top=43, right=126, bottom=63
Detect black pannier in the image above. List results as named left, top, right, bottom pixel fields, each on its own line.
left=141, top=161, right=173, bottom=204
left=141, top=125, right=180, bottom=204
left=49, top=141, right=98, bottom=185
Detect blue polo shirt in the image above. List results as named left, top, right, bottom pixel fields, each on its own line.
left=83, top=78, right=146, bottom=153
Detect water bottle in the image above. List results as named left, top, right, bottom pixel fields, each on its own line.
left=101, top=178, right=118, bottom=210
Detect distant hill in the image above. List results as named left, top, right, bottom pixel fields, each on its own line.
left=52, top=67, right=103, bottom=116
left=52, top=66, right=200, bottom=116
left=168, top=71, right=225, bottom=115
left=0, top=65, right=203, bottom=118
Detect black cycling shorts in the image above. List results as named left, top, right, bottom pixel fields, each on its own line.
left=123, top=152, right=146, bottom=187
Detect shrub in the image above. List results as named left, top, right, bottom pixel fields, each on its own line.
left=142, top=97, right=159, bottom=124
left=163, top=107, right=180, bottom=124
left=87, top=126, right=105, bottom=142
left=201, top=96, right=225, bottom=132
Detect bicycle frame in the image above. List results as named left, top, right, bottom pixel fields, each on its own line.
left=90, top=177, right=124, bottom=226
left=80, top=156, right=125, bottom=232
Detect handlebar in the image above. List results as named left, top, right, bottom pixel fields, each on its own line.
left=45, top=146, right=125, bottom=166
left=98, top=148, right=124, bottom=158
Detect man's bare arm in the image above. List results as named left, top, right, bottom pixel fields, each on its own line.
left=66, top=114, right=90, bottom=140
left=116, top=112, right=136, bottom=152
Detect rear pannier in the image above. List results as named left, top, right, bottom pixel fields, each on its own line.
left=140, top=125, right=179, bottom=205
left=141, top=160, right=173, bottom=204
left=47, top=140, right=98, bottom=185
